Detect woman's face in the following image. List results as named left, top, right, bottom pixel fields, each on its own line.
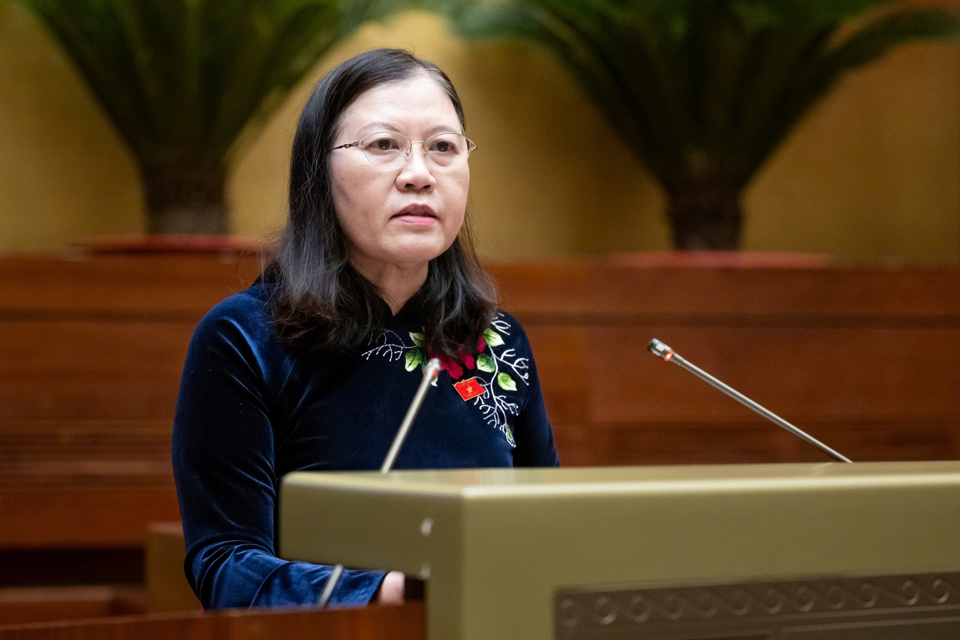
left=330, top=74, right=469, bottom=279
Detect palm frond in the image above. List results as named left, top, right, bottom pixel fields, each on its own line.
left=746, top=6, right=960, bottom=176
left=12, top=0, right=411, bottom=167
left=440, top=0, right=960, bottom=248
left=17, top=1, right=153, bottom=158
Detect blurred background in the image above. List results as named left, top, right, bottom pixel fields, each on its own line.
left=0, top=0, right=959, bottom=629
left=0, top=0, right=957, bottom=260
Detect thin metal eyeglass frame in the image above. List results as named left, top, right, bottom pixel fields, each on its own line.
left=329, top=131, right=477, bottom=167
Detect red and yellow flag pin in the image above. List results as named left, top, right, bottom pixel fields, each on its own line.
left=454, top=377, right=484, bottom=401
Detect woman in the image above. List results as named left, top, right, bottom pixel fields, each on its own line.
left=172, top=48, right=559, bottom=610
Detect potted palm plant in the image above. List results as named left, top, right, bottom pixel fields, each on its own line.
left=13, top=0, right=406, bottom=235
left=442, top=0, right=960, bottom=250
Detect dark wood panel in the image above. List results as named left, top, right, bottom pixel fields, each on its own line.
left=0, top=322, right=193, bottom=420
left=780, top=421, right=959, bottom=463
left=581, top=326, right=960, bottom=422
left=0, top=602, right=425, bottom=640
left=523, top=326, right=592, bottom=423
left=10, top=254, right=960, bottom=318
left=1, top=421, right=172, bottom=485
left=552, top=422, right=786, bottom=466
left=0, top=587, right=143, bottom=626
left=0, top=254, right=260, bottom=314
left=0, top=549, right=145, bottom=589
left=490, top=257, right=960, bottom=318
left=0, top=488, right=180, bottom=547
left=551, top=421, right=958, bottom=466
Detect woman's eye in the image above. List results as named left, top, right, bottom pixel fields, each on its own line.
left=430, top=137, right=459, bottom=154
left=364, top=135, right=402, bottom=153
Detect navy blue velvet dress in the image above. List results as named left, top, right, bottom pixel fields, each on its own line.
left=172, top=282, right=559, bottom=609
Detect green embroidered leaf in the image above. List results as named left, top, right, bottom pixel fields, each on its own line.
left=476, top=353, right=495, bottom=373
left=409, top=332, right=425, bottom=347
left=484, top=328, right=505, bottom=347
left=497, top=372, right=517, bottom=391
left=405, top=349, right=422, bottom=372
left=504, top=425, right=516, bottom=447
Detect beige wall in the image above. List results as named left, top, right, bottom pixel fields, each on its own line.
left=0, top=6, right=957, bottom=261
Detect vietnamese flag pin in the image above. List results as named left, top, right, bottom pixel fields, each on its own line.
left=454, top=376, right=484, bottom=401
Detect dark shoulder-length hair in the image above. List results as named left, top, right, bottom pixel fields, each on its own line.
left=263, top=48, right=497, bottom=357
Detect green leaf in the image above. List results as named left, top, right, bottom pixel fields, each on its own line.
left=497, top=372, right=517, bottom=391
left=484, top=328, right=505, bottom=347
left=404, top=349, right=422, bottom=372
left=10, top=0, right=408, bottom=231
left=443, top=0, right=960, bottom=250
left=477, top=353, right=496, bottom=373
left=409, top=332, right=425, bottom=348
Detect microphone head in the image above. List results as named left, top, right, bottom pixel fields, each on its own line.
left=425, top=357, right=442, bottom=378
left=647, top=339, right=674, bottom=361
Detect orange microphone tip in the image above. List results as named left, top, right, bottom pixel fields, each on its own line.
left=647, top=338, right=674, bottom=361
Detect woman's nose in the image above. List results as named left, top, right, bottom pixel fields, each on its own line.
left=396, top=144, right=436, bottom=191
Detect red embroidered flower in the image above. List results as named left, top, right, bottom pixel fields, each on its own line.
left=429, top=349, right=466, bottom=379
left=428, top=336, right=488, bottom=381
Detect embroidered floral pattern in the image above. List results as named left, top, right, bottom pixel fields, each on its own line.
left=362, top=313, right=529, bottom=446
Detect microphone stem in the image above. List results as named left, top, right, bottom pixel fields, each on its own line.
left=381, top=358, right=442, bottom=473
left=668, top=352, right=853, bottom=464
left=317, top=358, right=442, bottom=609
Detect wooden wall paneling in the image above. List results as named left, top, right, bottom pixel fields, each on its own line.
left=0, top=254, right=258, bottom=583
left=489, top=259, right=960, bottom=318
left=1, top=254, right=960, bottom=568
left=549, top=421, right=788, bottom=466
left=583, top=325, right=960, bottom=423
left=0, top=321, right=195, bottom=421
left=779, top=420, right=960, bottom=463
left=0, top=487, right=180, bottom=547
left=521, top=325, right=591, bottom=423
left=0, top=255, right=260, bottom=314
left=0, top=587, right=142, bottom=627
left=1, top=420, right=173, bottom=481
left=0, top=549, right=145, bottom=589
left=549, top=419, right=959, bottom=467
left=0, top=419, right=178, bottom=548
left=496, top=259, right=960, bottom=466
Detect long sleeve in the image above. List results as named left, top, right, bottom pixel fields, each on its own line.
left=171, top=293, right=383, bottom=609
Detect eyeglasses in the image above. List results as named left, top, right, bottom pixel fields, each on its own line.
left=330, top=131, right=477, bottom=169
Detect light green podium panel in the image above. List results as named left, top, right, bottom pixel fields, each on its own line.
left=279, top=462, right=960, bottom=640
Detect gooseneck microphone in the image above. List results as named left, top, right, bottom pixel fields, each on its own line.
left=317, top=357, right=443, bottom=609
left=647, top=339, right=852, bottom=464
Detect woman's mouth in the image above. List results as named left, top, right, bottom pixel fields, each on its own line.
left=393, top=204, right=437, bottom=225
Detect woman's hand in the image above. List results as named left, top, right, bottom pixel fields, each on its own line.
left=377, top=570, right=406, bottom=604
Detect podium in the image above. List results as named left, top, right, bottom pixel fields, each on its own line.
left=279, top=462, right=960, bottom=640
